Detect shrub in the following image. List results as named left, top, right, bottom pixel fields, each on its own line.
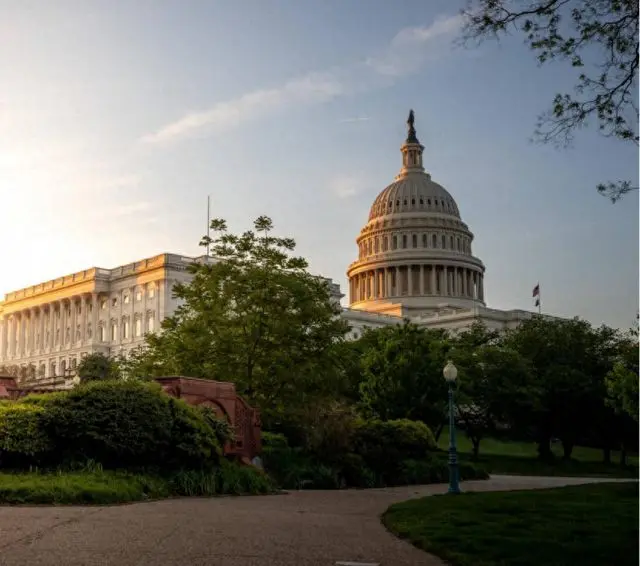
left=261, top=431, right=289, bottom=449
left=197, top=406, right=234, bottom=447
left=169, top=460, right=275, bottom=496
left=9, top=381, right=221, bottom=471
left=0, top=404, right=53, bottom=468
left=352, top=418, right=436, bottom=476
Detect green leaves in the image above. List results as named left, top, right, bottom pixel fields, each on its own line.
left=358, top=323, right=451, bottom=432
left=461, top=0, right=639, bottom=201
left=124, top=216, right=348, bottom=428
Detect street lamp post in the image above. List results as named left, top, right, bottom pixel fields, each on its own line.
left=443, top=360, right=460, bottom=494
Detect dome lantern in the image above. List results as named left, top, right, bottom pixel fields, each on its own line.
left=398, top=109, right=425, bottom=179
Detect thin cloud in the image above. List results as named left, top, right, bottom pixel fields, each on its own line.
left=114, top=201, right=152, bottom=216
left=141, top=13, right=462, bottom=146
left=329, top=174, right=371, bottom=199
left=339, top=116, right=372, bottom=123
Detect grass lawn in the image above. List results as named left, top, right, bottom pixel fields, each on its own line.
left=383, top=482, right=639, bottom=566
left=438, top=428, right=638, bottom=478
left=0, top=463, right=275, bottom=505
left=0, top=471, right=169, bottom=505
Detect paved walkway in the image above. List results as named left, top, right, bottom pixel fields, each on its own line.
left=0, top=475, right=632, bottom=566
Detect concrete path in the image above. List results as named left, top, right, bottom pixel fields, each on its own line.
left=0, top=475, right=633, bottom=566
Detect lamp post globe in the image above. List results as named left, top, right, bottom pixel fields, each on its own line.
left=443, top=360, right=460, bottom=494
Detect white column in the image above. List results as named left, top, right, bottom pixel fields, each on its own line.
left=61, top=300, right=67, bottom=348
left=0, top=316, right=5, bottom=361
left=38, top=307, right=44, bottom=354
left=48, top=303, right=55, bottom=350
left=118, top=290, right=123, bottom=345
left=70, top=298, right=77, bottom=346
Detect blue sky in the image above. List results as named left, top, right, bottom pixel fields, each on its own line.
left=1, top=0, right=637, bottom=329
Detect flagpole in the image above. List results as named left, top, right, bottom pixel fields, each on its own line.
left=206, top=195, right=211, bottom=257
left=538, top=284, right=541, bottom=315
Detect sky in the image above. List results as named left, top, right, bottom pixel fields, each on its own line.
left=0, top=0, right=638, bottom=330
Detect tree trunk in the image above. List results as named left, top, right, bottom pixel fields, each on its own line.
left=471, top=438, right=481, bottom=461
left=434, top=423, right=444, bottom=442
left=602, top=446, right=611, bottom=464
left=537, top=436, right=553, bottom=461
left=620, top=446, right=628, bottom=467
left=561, top=439, right=574, bottom=460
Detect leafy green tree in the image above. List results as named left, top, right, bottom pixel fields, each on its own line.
left=76, top=353, right=121, bottom=383
left=502, top=316, right=607, bottom=460
left=123, top=216, right=349, bottom=428
left=451, top=324, right=535, bottom=460
left=358, top=322, right=451, bottom=439
left=461, top=0, right=639, bottom=202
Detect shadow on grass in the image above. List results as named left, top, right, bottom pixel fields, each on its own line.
left=383, top=482, right=639, bottom=566
left=460, top=453, right=639, bottom=478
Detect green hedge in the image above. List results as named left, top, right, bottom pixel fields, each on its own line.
left=0, top=404, right=53, bottom=468
left=0, top=381, right=224, bottom=472
left=261, top=418, right=487, bottom=490
left=352, top=419, right=436, bottom=471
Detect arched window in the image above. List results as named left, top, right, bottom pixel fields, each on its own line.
left=412, top=234, right=417, bottom=248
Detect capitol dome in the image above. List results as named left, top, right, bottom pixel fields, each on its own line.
left=346, top=111, right=486, bottom=316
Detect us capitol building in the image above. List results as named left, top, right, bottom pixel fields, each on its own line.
left=0, top=112, right=546, bottom=379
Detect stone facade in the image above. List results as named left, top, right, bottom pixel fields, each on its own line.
left=0, top=253, right=207, bottom=377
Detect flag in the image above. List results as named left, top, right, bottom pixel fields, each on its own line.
left=532, top=284, right=540, bottom=297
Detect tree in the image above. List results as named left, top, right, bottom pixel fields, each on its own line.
left=123, top=216, right=349, bottom=428
left=502, top=316, right=606, bottom=460
left=605, top=333, right=639, bottom=422
left=450, top=323, right=535, bottom=459
left=461, top=0, right=639, bottom=202
left=76, top=353, right=121, bottom=383
left=358, top=323, right=451, bottom=439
